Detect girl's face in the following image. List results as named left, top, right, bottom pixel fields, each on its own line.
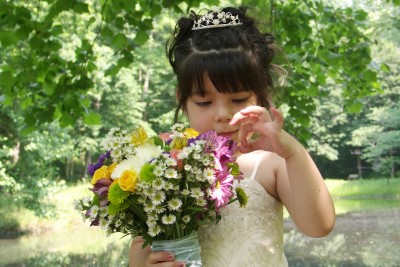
left=185, top=75, right=257, bottom=141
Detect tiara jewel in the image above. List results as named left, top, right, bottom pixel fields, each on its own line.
left=192, top=7, right=243, bottom=31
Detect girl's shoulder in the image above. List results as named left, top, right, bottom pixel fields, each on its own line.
left=237, top=150, right=284, bottom=199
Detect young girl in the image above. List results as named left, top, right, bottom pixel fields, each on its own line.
left=129, top=6, right=335, bottom=267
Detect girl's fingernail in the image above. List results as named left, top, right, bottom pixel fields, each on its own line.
left=179, top=262, right=186, bottom=267
left=168, top=252, right=175, bottom=260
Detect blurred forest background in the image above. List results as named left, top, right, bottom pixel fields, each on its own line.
left=0, top=0, right=399, bottom=265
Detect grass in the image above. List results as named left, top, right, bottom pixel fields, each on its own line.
left=325, top=178, right=400, bottom=198
left=325, top=178, right=400, bottom=215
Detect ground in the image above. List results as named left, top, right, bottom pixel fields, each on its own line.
left=284, top=207, right=400, bottom=267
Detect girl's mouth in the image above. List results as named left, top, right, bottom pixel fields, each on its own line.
left=218, top=131, right=238, bottom=138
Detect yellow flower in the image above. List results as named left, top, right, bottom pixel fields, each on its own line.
left=118, top=170, right=138, bottom=192
left=130, top=126, right=148, bottom=145
left=91, top=165, right=110, bottom=185
left=184, top=128, right=199, bottom=138
left=107, top=162, right=118, bottom=175
left=170, top=137, right=188, bottom=150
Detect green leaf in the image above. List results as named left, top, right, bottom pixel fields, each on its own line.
left=105, top=64, right=121, bottom=76
left=134, top=31, right=149, bottom=45
left=112, top=33, right=128, bottom=49
left=346, top=101, right=363, bottom=114
left=43, top=82, right=55, bottom=96
left=72, top=2, right=89, bottom=13
left=0, top=31, right=18, bottom=47
left=380, top=63, right=391, bottom=73
left=0, top=71, right=14, bottom=93
left=84, top=112, right=102, bottom=125
left=59, top=112, right=75, bottom=128
left=362, top=69, right=377, bottom=82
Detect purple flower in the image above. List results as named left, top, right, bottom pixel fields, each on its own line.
left=88, top=151, right=111, bottom=176
left=92, top=178, right=112, bottom=206
left=198, top=130, right=238, bottom=171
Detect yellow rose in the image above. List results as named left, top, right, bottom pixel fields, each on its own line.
left=91, top=165, right=110, bottom=185
left=118, top=170, right=138, bottom=192
left=131, top=126, right=148, bottom=145
left=184, top=128, right=199, bottom=138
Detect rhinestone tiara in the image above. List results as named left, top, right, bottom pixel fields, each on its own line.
left=192, top=7, right=243, bottom=31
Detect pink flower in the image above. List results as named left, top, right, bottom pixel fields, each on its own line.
left=159, top=132, right=171, bottom=141
left=211, top=172, right=234, bottom=211
left=170, top=150, right=184, bottom=171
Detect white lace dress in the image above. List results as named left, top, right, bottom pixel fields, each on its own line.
left=198, top=152, right=288, bottom=267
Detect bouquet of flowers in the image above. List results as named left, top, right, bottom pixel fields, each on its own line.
left=74, top=124, right=247, bottom=266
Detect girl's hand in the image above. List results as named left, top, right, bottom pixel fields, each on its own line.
left=129, top=236, right=185, bottom=267
left=230, top=106, right=295, bottom=159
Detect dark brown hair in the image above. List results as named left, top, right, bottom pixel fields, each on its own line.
left=167, top=6, right=284, bottom=121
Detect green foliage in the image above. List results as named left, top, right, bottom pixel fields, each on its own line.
left=1, top=0, right=397, bottom=217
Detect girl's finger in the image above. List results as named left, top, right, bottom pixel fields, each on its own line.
left=230, top=106, right=270, bottom=126
left=237, top=121, right=257, bottom=146
left=147, top=251, right=175, bottom=264
left=270, top=107, right=284, bottom=128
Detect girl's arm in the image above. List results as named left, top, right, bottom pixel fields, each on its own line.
left=275, top=138, right=335, bottom=237
left=230, top=106, right=335, bottom=237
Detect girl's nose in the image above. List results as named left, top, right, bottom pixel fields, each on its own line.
left=214, top=104, right=232, bottom=122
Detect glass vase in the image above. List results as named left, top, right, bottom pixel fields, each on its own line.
left=151, top=232, right=202, bottom=267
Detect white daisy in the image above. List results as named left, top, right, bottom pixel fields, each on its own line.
left=152, top=191, right=166, bottom=204
left=99, top=218, right=109, bottom=230
left=195, top=174, right=206, bottom=182
left=111, top=149, right=122, bottom=160
left=154, top=165, right=165, bottom=176
left=182, top=189, right=190, bottom=196
left=178, top=150, right=189, bottom=159
left=89, top=205, right=99, bottom=219
left=154, top=204, right=166, bottom=214
left=82, top=196, right=91, bottom=206
left=152, top=179, right=165, bottom=190
left=165, top=157, right=177, bottom=166
left=204, top=168, right=216, bottom=183
left=164, top=182, right=174, bottom=190
left=73, top=200, right=82, bottom=211
left=202, top=157, right=212, bottom=166
left=167, top=198, right=183, bottom=211
left=181, top=215, right=191, bottom=224
left=99, top=207, right=108, bottom=218
left=146, top=218, right=157, bottom=227
left=161, top=214, right=176, bottom=225
left=184, top=164, right=192, bottom=171
left=165, top=168, right=178, bottom=179
left=144, top=201, right=155, bottom=212
left=148, top=225, right=162, bottom=237
left=142, top=187, right=154, bottom=196
left=115, top=219, right=122, bottom=228
left=191, top=188, right=204, bottom=198
left=196, top=198, right=207, bottom=207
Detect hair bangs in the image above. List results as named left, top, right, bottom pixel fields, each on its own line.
left=180, top=50, right=266, bottom=97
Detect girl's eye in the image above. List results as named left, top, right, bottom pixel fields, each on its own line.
left=232, top=97, right=250, bottom=104
left=195, top=101, right=212, bottom=107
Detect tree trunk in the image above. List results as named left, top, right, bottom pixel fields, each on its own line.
left=84, top=151, right=91, bottom=177
left=142, top=68, right=150, bottom=121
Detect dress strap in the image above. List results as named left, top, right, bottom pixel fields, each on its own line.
left=249, top=152, right=264, bottom=180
